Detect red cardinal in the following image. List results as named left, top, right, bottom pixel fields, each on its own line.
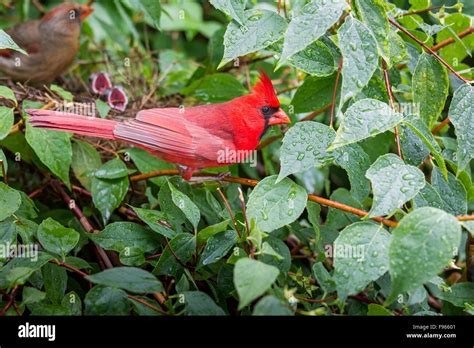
left=0, top=3, right=93, bottom=84
left=28, top=71, right=290, bottom=180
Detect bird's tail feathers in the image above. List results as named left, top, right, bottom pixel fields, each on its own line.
left=27, top=109, right=117, bottom=139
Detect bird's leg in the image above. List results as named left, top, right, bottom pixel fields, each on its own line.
left=178, top=165, right=195, bottom=181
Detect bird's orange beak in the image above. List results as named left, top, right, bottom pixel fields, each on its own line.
left=79, top=5, right=94, bottom=21
left=268, top=108, right=290, bottom=126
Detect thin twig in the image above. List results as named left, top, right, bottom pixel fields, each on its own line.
left=0, top=286, right=18, bottom=316
left=431, top=117, right=451, bottom=134
left=395, top=5, right=442, bottom=18
left=330, top=57, right=343, bottom=128
left=130, top=170, right=399, bottom=227
left=389, top=18, right=470, bottom=84
left=431, top=26, right=474, bottom=51
left=381, top=60, right=403, bottom=159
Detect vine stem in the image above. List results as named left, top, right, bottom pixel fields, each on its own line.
left=431, top=117, right=451, bottom=135
left=0, top=286, right=18, bottom=316
left=395, top=5, right=442, bottom=18
left=381, top=59, right=403, bottom=159
left=388, top=18, right=470, bottom=84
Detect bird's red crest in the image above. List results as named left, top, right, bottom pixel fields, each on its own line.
left=253, top=70, right=280, bottom=108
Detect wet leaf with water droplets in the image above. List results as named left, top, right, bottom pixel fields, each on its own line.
left=219, top=9, right=287, bottom=67
left=431, top=166, right=467, bottom=216
left=209, top=0, right=246, bottom=26
left=412, top=52, right=449, bottom=127
left=290, top=75, right=336, bottom=113
left=448, top=84, right=474, bottom=173
left=333, top=221, right=391, bottom=300
left=278, top=122, right=335, bottom=182
left=366, top=154, right=425, bottom=217
left=247, top=176, right=307, bottom=232
left=279, top=0, right=347, bottom=64
left=287, top=40, right=336, bottom=77
left=333, top=144, right=371, bottom=202
left=387, top=207, right=461, bottom=304
left=198, top=230, right=237, bottom=267
left=169, top=182, right=200, bottom=230
left=338, top=17, right=379, bottom=104
left=331, top=99, right=403, bottom=149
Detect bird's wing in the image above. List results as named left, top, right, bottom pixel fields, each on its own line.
left=1, top=21, right=42, bottom=56
left=114, top=106, right=235, bottom=163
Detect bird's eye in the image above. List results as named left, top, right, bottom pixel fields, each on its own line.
left=262, top=106, right=270, bottom=113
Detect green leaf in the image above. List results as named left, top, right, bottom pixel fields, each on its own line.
left=42, top=263, right=67, bottom=304
left=253, top=296, right=293, bottom=316
left=37, top=218, right=80, bottom=258
left=71, top=140, right=102, bottom=191
left=331, top=99, right=403, bottom=149
left=210, top=0, right=246, bottom=26
left=278, top=122, right=335, bottom=182
left=338, top=17, right=378, bottom=104
left=247, top=176, right=307, bottom=232
left=95, top=99, right=111, bottom=118
left=0, top=149, right=7, bottom=179
left=448, top=84, right=474, bottom=173
left=133, top=0, right=161, bottom=29
left=387, top=207, right=462, bottom=304
left=312, top=263, right=336, bottom=293
left=132, top=207, right=176, bottom=239
left=169, top=183, right=200, bottom=230
left=0, top=183, right=21, bottom=221
left=219, top=9, right=287, bottom=67
left=84, top=285, right=130, bottom=315
left=0, top=107, right=14, bottom=141
left=287, top=40, right=336, bottom=77
left=0, top=29, right=27, bottom=54
left=183, top=291, right=225, bottom=315
left=333, top=222, right=391, bottom=299
left=352, top=0, right=390, bottom=64
left=278, top=0, right=347, bottom=64
left=199, top=230, right=237, bottom=267
left=290, top=74, right=335, bottom=113
left=94, top=158, right=128, bottom=179
left=431, top=166, right=467, bottom=216
left=119, top=247, right=145, bottom=267
left=413, top=183, right=445, bottom=210
left=90, top=222, right=161, bottom=253
left=154, top=233, right=196, bottom=276
left=400, top=123, right=430, bottom=166
left=436, top=283, right=474, bottom=307
left=22, top=287, right=46, bottom=305
left=333, top=144, right=371, bottom=202
left=367, top=303, right=393, bottom=316
left=234, top=258, right=279, bottom=309
left=25, top=122, right=72, bottom=188
left=0, top=86, right=17, bottom=106
left=197, top=219, right=230, bottom=244
left=127, top=147, right=174, bottom=187
left=366, top=154, right=425, bottom=217
left=402, top=114, right=447, bottom=179
left=62, top=291, right=82, bottom=316
left=412, top=52, right=449, bottom=127
left=86, top=267, right=164, bottom=293
left=183, top=73, right=245, bottom=103
left=50, top=85, right=73, bottom=102
left=91, top=159, right=129, bottom=223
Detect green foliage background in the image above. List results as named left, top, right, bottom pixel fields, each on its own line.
left=0, top=0, right=473, bottom=316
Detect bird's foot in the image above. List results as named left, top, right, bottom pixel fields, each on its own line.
left=178, top=165, right=195, bottom=181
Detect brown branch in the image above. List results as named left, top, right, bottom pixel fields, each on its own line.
left=50, top=180, right=113, bottom=269
left=0, top=286, right=18, bottom=316
left=395, top=5, right=442, bottom=18
left=457, top=215, right=474, bottom=222
left=381, top=60, right=403, bottom=159
left=389, top=18, right=470, bottom=84
left=127, top=294, right=167, bottom=315
left=431, top=26, right=474, bottom=51
left=130, top=170, right=399, bottom=228
left=330, top=57, right=343, bottom=128
left=431, top=117, right=451, bottom=134
left=294, top=295, right=337, bottom=303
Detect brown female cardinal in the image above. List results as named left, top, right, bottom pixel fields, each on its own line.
left=27, top=71, right=290, bottom=180
left=0, top=3, right=93, bottom=84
